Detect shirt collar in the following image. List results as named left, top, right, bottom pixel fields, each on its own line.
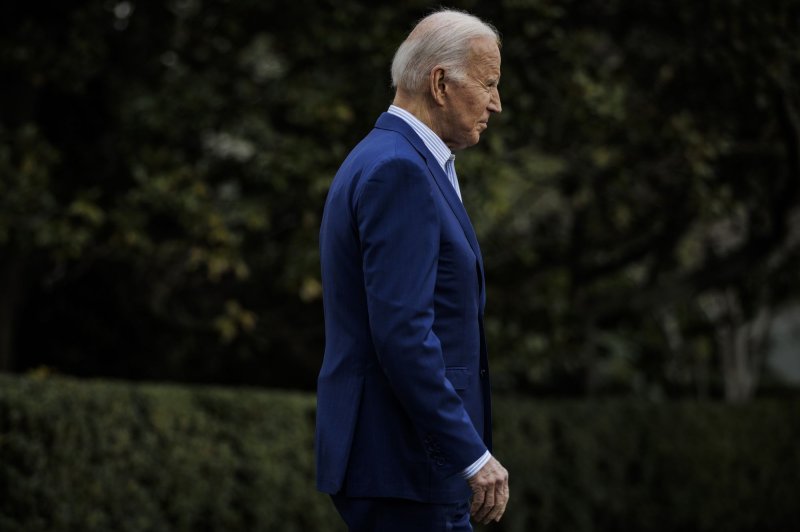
left=387, top=105, right=453, bottom=170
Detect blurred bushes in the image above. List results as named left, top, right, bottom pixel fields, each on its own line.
left=2, top=0, right=800, bottom=399
left=493, top=398, right=800, bottom=532
left=0, top=374, right=335, bottom=532
left=2, top=374, right=798, bottom=531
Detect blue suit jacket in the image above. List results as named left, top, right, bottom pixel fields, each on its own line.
left=316, top=113, right=492, bottom=503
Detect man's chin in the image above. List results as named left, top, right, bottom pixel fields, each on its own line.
left=452, top=133, right=483, bottom=151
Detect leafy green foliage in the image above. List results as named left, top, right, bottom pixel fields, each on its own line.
left=0, top=374, right=335, bottom=532
left=489, top=397, right=800, bottom=531
left=1, top=1, right=799, bottom=397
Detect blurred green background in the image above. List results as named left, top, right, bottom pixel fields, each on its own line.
left=2, top=0, right=800, bottom=401
left=2, top=0, right=800, bottom=529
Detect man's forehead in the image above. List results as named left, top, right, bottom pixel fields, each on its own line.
left=468, top=38, right=501, bottom=65
left=468, top=56, right=501, bottom=79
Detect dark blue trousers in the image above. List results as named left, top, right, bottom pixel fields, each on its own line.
left=331, top=493, right=473, bottom=532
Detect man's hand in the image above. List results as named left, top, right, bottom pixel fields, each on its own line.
left=467, top=456, right=509, bottom=524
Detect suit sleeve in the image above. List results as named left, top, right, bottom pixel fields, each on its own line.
left=354, top=156, right=487, bottom=478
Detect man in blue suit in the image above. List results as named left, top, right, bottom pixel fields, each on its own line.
left=316, top=9, right=509, bottom=531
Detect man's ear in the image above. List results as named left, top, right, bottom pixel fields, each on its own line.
left=430, top=67, right=447, bottom=106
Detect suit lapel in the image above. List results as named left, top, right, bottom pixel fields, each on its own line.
left=374, top=113, right=486, bottom=302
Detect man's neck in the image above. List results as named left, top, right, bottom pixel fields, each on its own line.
left=392, top=93, right=443, bottom=140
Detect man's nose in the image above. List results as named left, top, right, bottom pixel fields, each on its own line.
left=489, top=88, right=502, bottom=113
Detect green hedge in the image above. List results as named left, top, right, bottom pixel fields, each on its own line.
left=1, top=375, right=798, bottom=532
left=494, top=399, right=800, bottom=532
left=0, top=375, right=337, bottom=532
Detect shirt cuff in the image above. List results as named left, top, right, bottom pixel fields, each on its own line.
left=461, top=450, right=491, bottom=479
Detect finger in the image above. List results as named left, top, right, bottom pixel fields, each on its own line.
left=486, top=504, right=503, bottom=523
left=486, top=490, right=506, bottom=523
left=482, top=490, right=502, bottom=524
left=484, top=481, right=509, bottom=523
left=492, top=502, right=507, bottom=523
left=484, top=487, right=502, bottom=522
left=470, top=488, right=485, bottom=516
left=494, top=483, right=510, bottom=522
left=476, top=484, right=496, bottom=523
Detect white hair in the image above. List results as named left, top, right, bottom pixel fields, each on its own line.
left=391, top=9, right=500, bottom=93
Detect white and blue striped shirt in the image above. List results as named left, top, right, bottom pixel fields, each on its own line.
left=387, top=105, right=462, bottom=201
left=386, top=105, right=491, bottom=480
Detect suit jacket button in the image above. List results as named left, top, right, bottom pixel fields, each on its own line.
left=480, top=369, right=487, bottom=377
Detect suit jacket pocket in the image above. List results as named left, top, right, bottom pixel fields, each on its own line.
left=445, top=367, right=471, bottom=390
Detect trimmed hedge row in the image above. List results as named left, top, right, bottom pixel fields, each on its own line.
left=1, top=375, right=798, bottom=531
left=493, top=399, right=800, bottom=532
left=0, top=375, right=337, bottom=532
